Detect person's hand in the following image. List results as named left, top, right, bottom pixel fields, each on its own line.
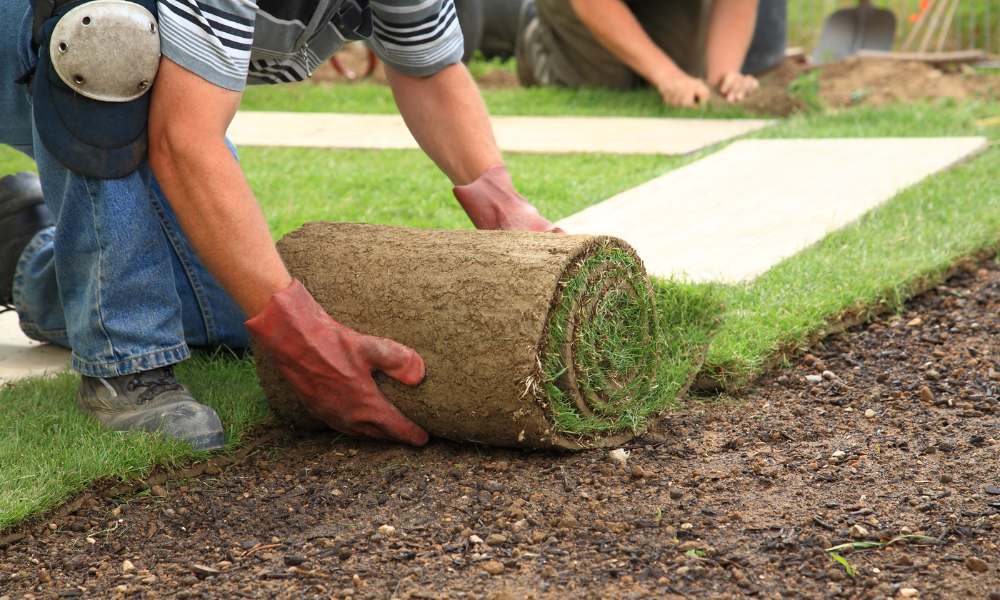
left=715, top=71, right=759, bottom=103
left=453, top=165, right=564, bottom=233
left=247, top=280, right=429, bottom=446
left=655, top=73, right=711, bottom=108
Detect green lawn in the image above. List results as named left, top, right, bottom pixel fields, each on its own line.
left=2, top=84, right=999, bottom=531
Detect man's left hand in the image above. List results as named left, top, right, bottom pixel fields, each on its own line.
left=716, top=72, right=760, bottom=103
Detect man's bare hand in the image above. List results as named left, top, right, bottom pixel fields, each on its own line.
left=716, top=71, right=760, bottom=103
left=655, top=74, right=711, bottom=108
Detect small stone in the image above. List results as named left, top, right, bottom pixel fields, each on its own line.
left=669, top=488, right=684, bottom=500
left=150, top=485, right=168, bottom=498
left=469, top=534, right=484, bottom=545
left=864, top=409, right=876, bottom=419
left=48, top=523, right=57, bottom=531
left=190, top=564, right=220, bottom=578
left=203, top=463, right=222, bottom=476
left=114, top=585, right=128, bottom=593
left=830, top=450, right=847, bottom=463
left=111, top=507, right=122, bottom=517
left=985, top=485, right=1000, bottom=495
left=919, top=386, right=934, bottom=403
left=926, top=369, right=942, bottom=381
left=486, top=533, right=507, bottom=546
left=899, top=588, right=919, bottom=598
left=630, top=465, right=650, bottom=479
left=482, top=560, right=504, bottom=576
left=940, top=473, right=953, bottom=484
left=510, top=519, right=528, bottom=533
left=906, top=317, right=923, bottom=327
left=680, top=522, right=694, bottom=530
left=122, top=560, right=136, bottom=573
left=850, top=524, right=870, bottom=538
left=377, top=524, right=396, bottom=537
left=85, top=537, right=96, bottom=545
left=530, top=530, right=547, bottom=544
left=283, top=554, right=306, bottom=566
left=965, top=556, right=989, bottom=573
left=608, top=448, right=630, bottom=467
left=822, top=370, right=836, bottom=381
left=805, top=374, right=823, bottom=384
left=141, top=575, right=157, bottom=584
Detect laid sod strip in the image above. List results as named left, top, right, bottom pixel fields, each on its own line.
left=240, top=81, right=754, bottom=119
left=0, top=354, right=268, bottom=532
left=705, top=142, right=1000, bottom=390
left=257, top=223, right=719, bottom=449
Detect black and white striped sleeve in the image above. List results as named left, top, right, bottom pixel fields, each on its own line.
left=157, top=0, right=257, bottom=91
left=368, top=0, right=464, bottom=77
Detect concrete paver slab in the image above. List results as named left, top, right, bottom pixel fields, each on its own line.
left=228, top=112, right=772, bottom=155
left=557, top=137, right=988, bottom=283
left=0, top=311, right=70, bottom=384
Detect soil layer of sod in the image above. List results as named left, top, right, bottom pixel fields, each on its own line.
left=3, top=259, right=998, bottom=598
left=257, top=223, right=718, bottom=449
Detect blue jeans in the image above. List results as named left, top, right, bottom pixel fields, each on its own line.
left=0, top=0, right=249, bottom=377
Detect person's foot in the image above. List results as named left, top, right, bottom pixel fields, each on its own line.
left=78, top=366, right=226, bottom=451
left=0, top=172, right=53, bottom=307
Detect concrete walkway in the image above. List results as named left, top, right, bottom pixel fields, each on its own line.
left=0, top=311, right=69, bottom=384
left=557, top=137, right=988, bottom=282
left=228, top=112, right=772, bottom=155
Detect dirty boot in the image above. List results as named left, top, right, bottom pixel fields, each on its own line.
left=78, top=366, right=225, bottom=450
left=0, top=172, right=53, bottom=307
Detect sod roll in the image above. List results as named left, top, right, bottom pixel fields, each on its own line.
left=255, top=222, right=685, bottom=450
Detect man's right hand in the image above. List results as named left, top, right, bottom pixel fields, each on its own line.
left=246, top=280, right=429, bottom=446
left=655, top=74, right=711, bottom=108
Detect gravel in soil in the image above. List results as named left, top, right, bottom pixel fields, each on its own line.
left=3, top=263, right=1000, bottom=599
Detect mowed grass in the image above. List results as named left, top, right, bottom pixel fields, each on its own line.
left=1, top=87, right=998, bottom=531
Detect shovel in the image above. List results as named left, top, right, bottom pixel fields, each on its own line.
left=811, top=0, right=897, bottom=64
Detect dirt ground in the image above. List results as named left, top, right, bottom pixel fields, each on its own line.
left=2, top=257, right=1000, bottom=598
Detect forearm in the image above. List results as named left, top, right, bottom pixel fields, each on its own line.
left=705, top=0, right=759, bottom=85
left=387, top=63, right=501, bottom=185
left=149, top=134, right=291, bottom=317
left=569, top=0, right=680, bottom=86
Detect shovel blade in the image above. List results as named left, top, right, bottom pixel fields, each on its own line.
left=812, top=5, right=897, bottom=64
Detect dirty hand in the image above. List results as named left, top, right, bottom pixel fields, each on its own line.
left=655, top=73, right=711, bottom=108
left=716, top=71, right=759, bottom=103
left=453, top=165, right=564, bottom=233
left=247, top=279, right=429, bottom=446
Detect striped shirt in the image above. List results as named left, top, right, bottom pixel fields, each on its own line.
left=157, top=0, right=464, bottom=91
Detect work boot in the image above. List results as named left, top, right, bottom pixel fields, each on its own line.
left=0, top=172, right=53, bottom=307
left=78, top=366, right=226, bottom=451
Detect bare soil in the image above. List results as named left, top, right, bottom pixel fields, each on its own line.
left=3, top=257, right=1000, bottom=598
left=740, top=56, right=999, bottom=116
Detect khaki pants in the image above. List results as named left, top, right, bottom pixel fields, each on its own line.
left=517, top=0, right=710, bottom=89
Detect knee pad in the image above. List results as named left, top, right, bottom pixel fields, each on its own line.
left=32, top=0, right=160, bottom=179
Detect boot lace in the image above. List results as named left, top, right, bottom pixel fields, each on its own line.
left=125, top=366, right=184, bottom=405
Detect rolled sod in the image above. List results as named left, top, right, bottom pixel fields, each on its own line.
left=254, top=223, right=716, bottom=449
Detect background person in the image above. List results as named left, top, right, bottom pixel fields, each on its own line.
left=463, top=0, right=787, bottom=107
